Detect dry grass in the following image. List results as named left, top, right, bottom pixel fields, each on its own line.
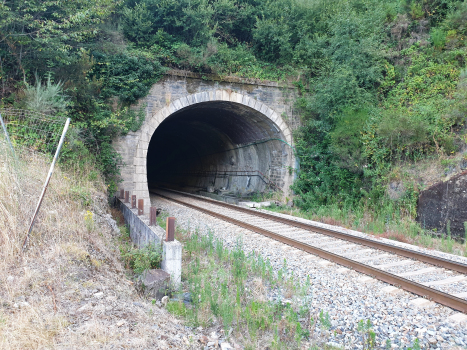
left=0, top=142, right=196, bottom=349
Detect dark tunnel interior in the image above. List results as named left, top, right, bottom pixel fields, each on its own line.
left=147, top=101, right=289, bottom=196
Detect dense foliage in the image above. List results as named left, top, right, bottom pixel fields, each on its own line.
left=1, top=0, right=467, bottom=222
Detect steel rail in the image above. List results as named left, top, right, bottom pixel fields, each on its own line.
left=156, top=188, right=467, bottom=275
left=154, top=190, right=467, bottom=313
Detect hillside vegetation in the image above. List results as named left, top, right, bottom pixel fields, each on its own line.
left=2, top=0, right=467, bottom=243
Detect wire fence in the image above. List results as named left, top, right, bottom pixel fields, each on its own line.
left=0, top=108, right=68, bottom=156
left=0, top=108, right=70, bottom=251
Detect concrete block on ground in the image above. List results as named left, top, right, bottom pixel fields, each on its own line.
left=318, top=260, right=333, bottom=267
left=137, top=269, right=171, bottom=300
left=336, top=267, right=350, bottom=273
left=162, top=240, right=182, bottom=288
left=448, top=313, right=467, bottom=323
left=358, top=276, right=376, bottom=284
left=409, top=298, right=433, bottom=308
left=381, top=286, right=402, bottom=295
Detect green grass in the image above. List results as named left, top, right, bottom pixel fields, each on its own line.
left=169, top=227, right=423, bottom=349
left=264, top=202, right=467, bottom=257
left=175, top=229, right=315, bottom=349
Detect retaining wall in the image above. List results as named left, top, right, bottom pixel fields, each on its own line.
left=117, top=198, right=182, bottom=286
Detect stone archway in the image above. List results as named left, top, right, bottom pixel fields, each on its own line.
left=117, top=89, right=295, bottom=213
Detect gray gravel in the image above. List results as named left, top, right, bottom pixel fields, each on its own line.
left=151, top=193, right=467, bottom=349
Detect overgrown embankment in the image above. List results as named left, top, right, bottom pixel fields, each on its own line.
left=3, top=0, right=467, bottom=244
left=0, top=144, right=195, bottom=349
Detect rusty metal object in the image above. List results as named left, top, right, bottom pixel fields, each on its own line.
left=150, top=207, right=157, bottom=226
left=124, top=191, right=129, bottom=203
left=166, top=217, right=175, bottom=241
left=120, top=189, right=124, bottom=199
left=138, top=199, right=144, bottom=216
left=131, top=195, right=136, bottom=209
left=155, top=189, right=467, bottom=313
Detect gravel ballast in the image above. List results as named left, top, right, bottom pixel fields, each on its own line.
left=152, top=193, right=467, bottom=350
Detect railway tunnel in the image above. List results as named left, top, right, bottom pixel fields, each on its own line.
left=146, top=100, right=291, bottom=198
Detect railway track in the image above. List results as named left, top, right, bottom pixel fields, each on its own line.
left=151, top=188, right=467, bottom=314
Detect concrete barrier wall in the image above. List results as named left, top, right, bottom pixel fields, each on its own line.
left=117, top=198, right=182, bottom=286
left=118, top=198, right=165, bottom=246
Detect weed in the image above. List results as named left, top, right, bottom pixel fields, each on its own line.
left=407, top=338, right=421, bottom=350
left=319, top=310, right=331, bottom=330
left=120, top=243, right=162, bottom=275
left=357, top=319, right=376, bottom=350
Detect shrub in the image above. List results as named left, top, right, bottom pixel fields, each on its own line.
left=24, top=73, right=68, bottom=115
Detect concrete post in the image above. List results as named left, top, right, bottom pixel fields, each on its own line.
left=161, top=240, right=182, bottom=288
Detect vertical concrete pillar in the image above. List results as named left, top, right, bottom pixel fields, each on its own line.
left=161, top=240, right=182, bottom=288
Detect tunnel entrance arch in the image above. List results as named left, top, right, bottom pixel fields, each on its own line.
left=126, top=90, right=294, bottom=213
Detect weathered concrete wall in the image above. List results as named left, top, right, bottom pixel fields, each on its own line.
left=114, top=71, right=299, bottom=213
left=417, top=170, right=467, bottom=239
left=118, top=198, right=182, bottom=285
left=118, top=198, right=165, bottom=246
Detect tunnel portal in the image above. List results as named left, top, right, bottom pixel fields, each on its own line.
left=147, top=101, right=289, bottom=197
left=113, top=86, right=296, bottom=214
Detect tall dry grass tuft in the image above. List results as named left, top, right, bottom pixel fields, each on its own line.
left=0, top=140, right=195, bottom=350
left=0, top=139, right=111, bottom=349
left=0, top=139, right=106, bottom=262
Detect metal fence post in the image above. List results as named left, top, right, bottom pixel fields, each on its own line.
left=22, top=118, right=71, bottom=251
left=0, top=113, right=15, bottom=157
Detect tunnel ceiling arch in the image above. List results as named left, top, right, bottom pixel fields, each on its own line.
left=118, top=89, right=295, bottom=213
left=147, top=101, right=285, bottom=179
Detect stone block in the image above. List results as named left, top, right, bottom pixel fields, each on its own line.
left=269, top=112, right=279, bottom=123
left=221, top=90, right=230, bottom=101
left=233, top=92, right=243, bottom=104
left=409, top=298, right=433, bottom=308
left=260, top=103, right=268, bottom=115
left=381, top=286, right=402, bottom=295
left=448, top=313, right=467, bottom=323
left=136, top=148, right=147, bottom=158
left=336, top=267, right=350, bottom=273
left=253, top=100, right=263, bottom=112
left=266, top=107, right=275, bottom=119
left=133, top=157, right=146, bottom=167
left=247, top=96, right=256, bottom=108
left=131, top=189, right=146, bottom=198
left=134, top=182, right=148, bottom=191
left=186, top=94, right=195, bottom=105
left=139, top=140, right=149, bottom=151
left=179, top=96, right=189, bottom=108
left=160, top=108, right=169, bottom=120
left=358, top=276, right=376, bottom=284
left=168, top=102, right=177, bottom=115
left=135, top=165, right=146, bottom=174
left=137, top=269, right=171, bottom=300
left=208, top=90, right=215, bottom=101
left=215, top=90, right=223, bottom=101
left=173, top=98, right=182, bottom=111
